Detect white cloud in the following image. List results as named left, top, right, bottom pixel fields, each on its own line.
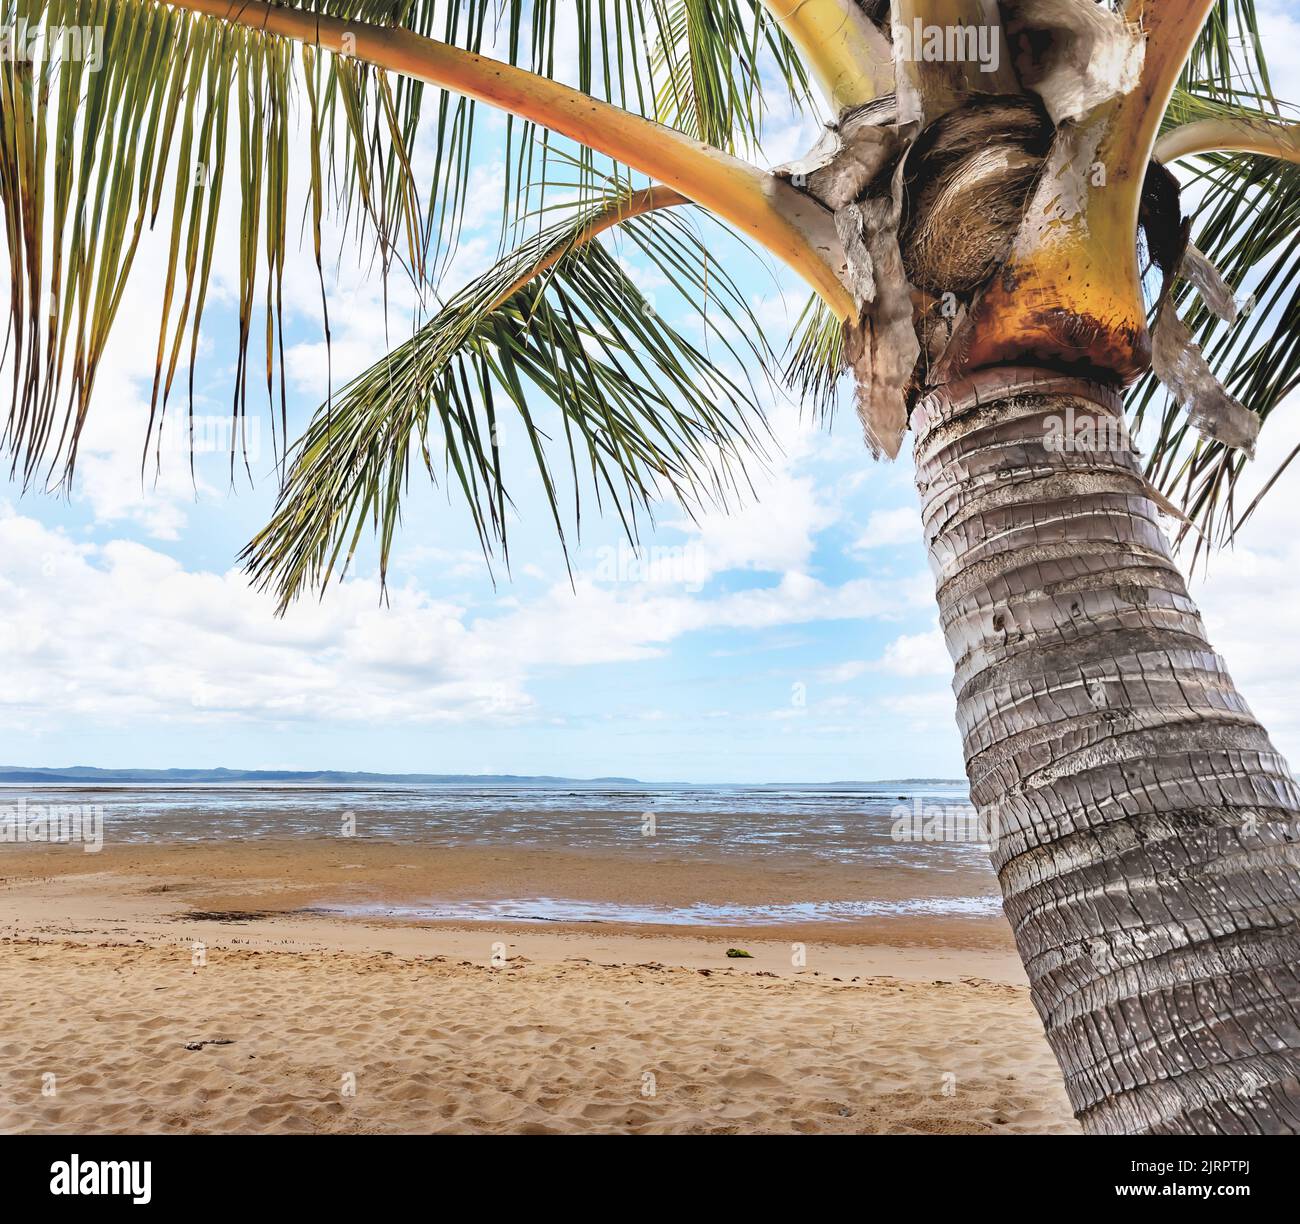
left=814, top=626, right=949, bottom=690
left=0, top=505, right=533, bottom=730
left=853, top=504, right=922, bottom=552
left=488, top=569, right=926, bottom=670
left=875, top=627, right=950, bottom=677
left=0, top=500, right=928, bottom=733
left=815, top=659, right=871, bottom=684
left=644, top=403, right=841, bottom=580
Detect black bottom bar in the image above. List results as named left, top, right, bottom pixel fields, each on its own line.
left=0, top=1133, right=1289, bottom=1213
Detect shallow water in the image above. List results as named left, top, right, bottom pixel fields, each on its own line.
left=325, top=894, right=1004, bottom=925
left=0, top=781, right=989, bottom=871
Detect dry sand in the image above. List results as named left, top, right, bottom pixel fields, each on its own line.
left=0, top=840, right=1079, bottom=1134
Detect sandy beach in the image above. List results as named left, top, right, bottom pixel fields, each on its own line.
left=0, top=839, right=1078, bottom=1134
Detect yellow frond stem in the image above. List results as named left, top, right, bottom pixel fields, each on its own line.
left=490, top=187, right=689, bottom=312
left=1156, top=117, right=1300, bottom=166
left=957, top=0, right=1216, bottom=382
left=760, top=0, right=894, bottom=111
left=162, top=0, right=857, bottom=319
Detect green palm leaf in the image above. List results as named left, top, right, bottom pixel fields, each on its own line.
left=783, top=292, right=842, bottom=425
left=1, top=0, right=432, bottom=485
left=1181, top=0, right=1279, bottom=107
left=1, top=0, right=804, bottom=490
left=240, top=178, right=774, bottom=609
left=648, top=0, right=814, bottom=153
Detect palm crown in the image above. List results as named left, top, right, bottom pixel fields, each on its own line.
left=2, top=0, right=1297, bottom=589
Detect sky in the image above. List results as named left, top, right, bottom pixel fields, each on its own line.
left=2, top=3, right=1300, bottom=785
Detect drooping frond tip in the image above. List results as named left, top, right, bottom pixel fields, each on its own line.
left=1, top=0, right=820, bottom=491
left=1135, top=144, right=1300, bottom=551
left=0, top=0, right=441, bottom=487
left=240, top=183, right=776, bottom=609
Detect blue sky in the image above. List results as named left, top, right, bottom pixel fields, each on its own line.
left=3, top=5, right=1300, bottom=784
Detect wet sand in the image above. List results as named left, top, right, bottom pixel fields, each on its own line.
left=0, top=840, right=1079, bottom=1134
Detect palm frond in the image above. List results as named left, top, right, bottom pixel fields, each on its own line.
left=648, top=0, right=814, bottom=153
left=0, top=0, right=434, bottom=486
left=1131, top=85, right=1300, bottom=551
left=439, top=1, right=813, bottom=271
left=1181, top=0, right=1279, bottom=110
left=240, top=180, right=775, bottom=609
left=784, top=292, right=843, bottom=425
left=1, top=0, right=812, bottom=491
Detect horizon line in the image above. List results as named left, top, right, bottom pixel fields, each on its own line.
left=0, top=764, right=969, bottom=789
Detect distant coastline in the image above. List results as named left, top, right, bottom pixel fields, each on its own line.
left=0, top=765, right=967, bottom=788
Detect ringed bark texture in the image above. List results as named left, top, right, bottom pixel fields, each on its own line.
left=912, top=367, right=1300, bottom=1135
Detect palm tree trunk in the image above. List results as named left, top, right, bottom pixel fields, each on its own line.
left=912, top=366, right=1300, bottom=1135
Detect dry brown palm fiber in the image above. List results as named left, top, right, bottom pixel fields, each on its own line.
left=899, top=97, right=1051, bottom=299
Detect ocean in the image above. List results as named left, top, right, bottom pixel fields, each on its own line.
left=0, top=780, right=987, bottom=858
left=0, top=781, right=1004, bottom=922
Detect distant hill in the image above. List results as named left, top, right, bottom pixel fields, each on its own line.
left=0, top=765, right=967, bottom=787
left=0, top=765, right=641, bottom=786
